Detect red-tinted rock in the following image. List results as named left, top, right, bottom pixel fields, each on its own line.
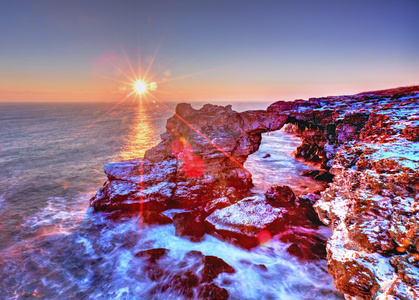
left=204, top=197, right=232, bottom=215
left=140, top=211, right=172, bottom=225
left=201, top=255, right=235, bottom=282
left=295, top=142, right=328, bottom=165
left=164, top=271, right=199, bottom=298
left=140, top=250, right=234, bottom=299
left=205, top=186, right=324, bottom=253
left=172, top=211, right=205, bottom=241
left=403, top=123, right=419, bottom=142
left=204, top=196, right=288, bottom=249
left=135, top=248, right=169, bottom=263
left=197, top=283, right=229, bottom=300
left=335, top=112, right=369, bottom=144
left=359, top=113, right=397, bottom=142
left=327, top=251, right=380, bottom=299
left=91, top=86, right=419, bottom=299
left=279, top=229, right=327, bottom=261
left=301, top=169, right=334, bottom=182
left=265, top=185, right=296, bottom=206
left=313, top=88, right=419, bottom=298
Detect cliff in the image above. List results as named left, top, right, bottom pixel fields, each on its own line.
left=268, top=87, right=419, bottom=299
left=91, top=86, right=419, bottom=299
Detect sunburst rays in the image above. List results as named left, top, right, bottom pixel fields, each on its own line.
left=73, top=37, right=249, bottom=177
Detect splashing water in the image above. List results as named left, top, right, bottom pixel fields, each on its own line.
left=0, top=101, right=342, bottom=299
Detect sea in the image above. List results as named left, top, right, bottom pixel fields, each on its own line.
left=0, top=100, right=343, bottom=299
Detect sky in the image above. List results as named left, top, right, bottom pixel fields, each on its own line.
left=0, top=0, right=418, bottom=103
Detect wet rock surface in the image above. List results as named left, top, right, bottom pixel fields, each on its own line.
left=135, top=248, right=169, bottom=263
left=204, top=185, right=325, bottom=256
left=279, top=228, right=327, bottom=261
left=140, top=211, right=172, bottom=225
left=91, top=86, right=419, bottom=299
left=172, top=211, right=205, bottom=242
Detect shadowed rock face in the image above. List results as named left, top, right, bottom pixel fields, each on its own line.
left=91, top=86, right=419, bottom=299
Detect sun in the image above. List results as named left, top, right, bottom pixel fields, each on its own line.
left=134, top=80, right=147, bottom=94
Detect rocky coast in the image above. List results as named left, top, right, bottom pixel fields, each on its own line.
left=91, top=86, right=419, bottom=299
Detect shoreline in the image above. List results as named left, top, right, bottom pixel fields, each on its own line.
left=90, top=85, right=419, bottom=299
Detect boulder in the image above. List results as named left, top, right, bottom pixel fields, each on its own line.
left=301, top=169, right=334, bottom=182
left=264, top=185, right=296, bottom=206
left=197, top=283, right=229, bottom=300
left=205, top=186, right=324, bottom=252
left=266, top=185, right=323, bottom=228
left=279, top=229, right=327, bottom=261
left=135, top=248, right=169, bottom=263
left=140, top=211, right=172, bottom=225
left=205, top=196, right=287, bottom=249
left=201, top=255, right=235, bottom=282
left=172, top=211, right=205, bottom=241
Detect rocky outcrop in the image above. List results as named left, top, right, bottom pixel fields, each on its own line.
left=91, top=86, right=419, bottom=299
left=316, top=142, right=419, bottom=299
left=270, top=88, right=419, bottom=299
left=91, top=104, right=287, bottom=214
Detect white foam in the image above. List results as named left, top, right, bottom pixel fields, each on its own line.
left=132, top=223, right=341, bottom=299
left=19, top=192, right=92, bottom=237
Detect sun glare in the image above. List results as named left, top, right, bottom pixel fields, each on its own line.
left=135, top=80, right=147, bottom=94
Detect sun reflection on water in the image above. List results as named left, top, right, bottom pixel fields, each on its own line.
left=119, top=100, right=159, bottom=160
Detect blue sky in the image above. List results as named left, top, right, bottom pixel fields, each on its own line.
left=1, top=0, right=418, bottom=102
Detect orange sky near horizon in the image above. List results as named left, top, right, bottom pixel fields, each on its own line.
left=2, top=57, right=418, bottom=104
left=2, top=77, right=417, bottom=104
left=1, top=1, right=418, bottom=104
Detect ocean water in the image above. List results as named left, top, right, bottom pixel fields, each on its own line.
left=0, top=100, right=341, bottom=299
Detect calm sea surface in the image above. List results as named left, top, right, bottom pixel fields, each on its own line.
left=0, top=100, right=341, bottom=299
